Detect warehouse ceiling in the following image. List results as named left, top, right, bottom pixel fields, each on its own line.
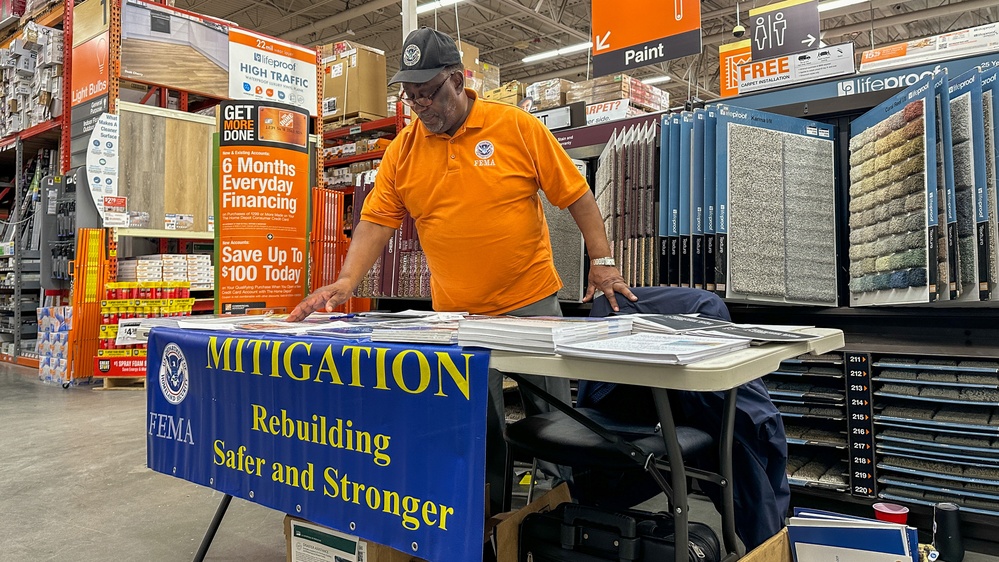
left=175, top=0, right=999, bottom=104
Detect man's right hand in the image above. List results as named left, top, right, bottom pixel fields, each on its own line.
left=288, top=279, right=354, bottom=321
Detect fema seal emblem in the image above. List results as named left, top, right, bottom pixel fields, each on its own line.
left=475, top=140, right=495, bottom=159
left=403, top=44, right=421, bottom=67
left=159, top=343, right=190, bottom=405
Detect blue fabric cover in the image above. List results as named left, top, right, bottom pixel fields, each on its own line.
left=581, top=286, right=790, bottom=550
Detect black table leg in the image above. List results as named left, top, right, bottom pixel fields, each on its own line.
left=719, top=387, right=742, bottom=559
left=651, top=388, right=689, bottom=562
left=193, top=493, right=232, bottom=562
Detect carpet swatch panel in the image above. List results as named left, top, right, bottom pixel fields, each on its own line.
left=728, top=124, right=786, bottom=297
left=778, top=132, right=836, bottom=302
left=951, top=93, right=973, bottom=145
left=983, top=91, right=998, bottom=294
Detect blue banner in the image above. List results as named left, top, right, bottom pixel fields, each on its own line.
left=147, top=327, right=490, bottom=561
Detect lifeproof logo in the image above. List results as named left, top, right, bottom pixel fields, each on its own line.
left=253, top=52, right=297, bottom=71
left=159, top=342, right=190, bottom=405
left=837, top=66, right=941, bottom=96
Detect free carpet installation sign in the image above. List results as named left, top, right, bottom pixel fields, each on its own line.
left=146, top=328, right=489, bottom=561
left=216, top=100, right=310, bottom=314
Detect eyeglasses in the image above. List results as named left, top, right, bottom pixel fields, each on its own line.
left=400, top=71, right=457, bottom=108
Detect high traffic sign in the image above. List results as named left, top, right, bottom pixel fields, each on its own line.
left=591, top=0, right=702, bottom=77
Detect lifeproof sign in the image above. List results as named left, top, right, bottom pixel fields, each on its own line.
left=216, top=100, right=310, bottom=314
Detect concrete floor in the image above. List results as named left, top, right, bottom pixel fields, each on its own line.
left=2, top=363, right=998, bottom=561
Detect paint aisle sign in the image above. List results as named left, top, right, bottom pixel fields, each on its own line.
left=217, top=100, right=310, bottom=314
left=591, top=0, right=701, bottom=77
left=229, top=28, right=319, bottom=117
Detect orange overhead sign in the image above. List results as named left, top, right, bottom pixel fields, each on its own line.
left=718, top=40, right=752, bottom=98
left=591, top=0, right=701, bottom=77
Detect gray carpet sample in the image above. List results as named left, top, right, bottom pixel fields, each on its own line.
left=784, top=136, right=836, bottom=303
left=951, top=93, right=972, bottom=145
left=728, top=124, right=787, bottom=297
left=984, top=91, right=998, bottom=294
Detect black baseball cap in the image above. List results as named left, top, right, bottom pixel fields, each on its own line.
left=389, top=27, right=462, bottom=85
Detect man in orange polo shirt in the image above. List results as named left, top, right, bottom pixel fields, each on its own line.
left=290, top=26, right=636, bottom=513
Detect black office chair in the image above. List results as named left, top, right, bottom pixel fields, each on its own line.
left=502, top=287, right=754, bottom=562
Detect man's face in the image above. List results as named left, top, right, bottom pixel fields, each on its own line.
left=402, top=71, right=461, bottom=134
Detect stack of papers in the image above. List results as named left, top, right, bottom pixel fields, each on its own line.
left=787, top=508, right=917, bottom=562
left=626, top=314, right=819, bottom=343
left=629, top=314, right=732, bottom=334
left=370, top=325, right=459, bottom=344
left=457, top=316, right=633, bottom=354
left=555, top=332, right=750, bottom=364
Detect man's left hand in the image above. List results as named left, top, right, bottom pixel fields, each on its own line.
left=582, top=265, right=638, bottom=311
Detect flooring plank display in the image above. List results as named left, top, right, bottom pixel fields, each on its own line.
left=703, top=108, right=718, bottom=293
left=713, top=105, right=837, bottom=306
left=848, top=75, right=938, bottom=306
left=595, top=121, right=660, bottom=288
left=949, top=68, right=992, bottom=301
left=117, top=102, right=215, bottom=233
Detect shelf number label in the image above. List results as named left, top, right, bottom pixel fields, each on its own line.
left=851, top=413, right=869, bottom=420
left=853, top=457, right=870, bottom=465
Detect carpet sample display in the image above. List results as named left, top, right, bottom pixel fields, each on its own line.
left=784, top=136, right=837, bottom=303
left=716, top=106, right=837, bottom=305
left=950, top=68, right=992, bottom=299
left=936, top=79, right=955, bottom=298
left=728, top=124, right=786, bottom=297
left=983, top=88, right=999, bottom=298
left=848, top=75, right=938, bottom=305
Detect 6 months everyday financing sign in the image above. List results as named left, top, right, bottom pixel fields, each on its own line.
left=217, top=100, right=310, bottom=314
left=146, top=329, right=489, bottom=562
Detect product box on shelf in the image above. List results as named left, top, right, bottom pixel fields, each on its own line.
left=567, top=74, right=665, bottom=112
left=483, top=81, right=526, bottom=105
left=321, top=41, right=388, bottom=122
left=457, top=40, right=480, bottom=73
left=525, top=79, right=574, bottom=111
left=480, top=62, right=501, bottom=92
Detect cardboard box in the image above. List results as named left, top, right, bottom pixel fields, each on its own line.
left=321, top=41, right=387, bottom=121
left=491, top=483, right=571, bottom=562
left=483, top=81, right=525, bottom=105
left=741, top=528, right=791, bottom=562
left=526, top=78, right=574, bottom=111
left=284, top=515, right=427, bottom=562
left=457, top=40, right=480, bottom=72
left=480, top=62, right=501, bottom=91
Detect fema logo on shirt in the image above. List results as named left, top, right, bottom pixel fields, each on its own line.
left=474, top=140, right=496, bottom=166
left=403, top=45, right=421, bottom=67
left=159, top=343, right=190, bottom=405
left=475, top=140, right=495, bottom=158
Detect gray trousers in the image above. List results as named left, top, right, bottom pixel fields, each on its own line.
left=485, top=294, right=571, bottom=514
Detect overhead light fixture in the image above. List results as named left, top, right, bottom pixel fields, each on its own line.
left=522, top=41, right=592, bottom=64
left=642, top=76, right=671, bottom=85
left=817, top=0, right=868, bottom=12
left=416, top=0, right=465, bottom=15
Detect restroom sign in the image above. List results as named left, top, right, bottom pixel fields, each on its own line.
left=749, top=0, right=820, bottom=61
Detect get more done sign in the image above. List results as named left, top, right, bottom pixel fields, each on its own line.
left=216, top=100, right=310, bottom=313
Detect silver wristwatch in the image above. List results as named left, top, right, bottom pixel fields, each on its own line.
left=590, top=257, right=616, bottom=267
